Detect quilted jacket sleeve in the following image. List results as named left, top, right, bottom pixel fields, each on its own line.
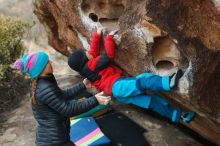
left=62, top=82, right=86, bottom=99
left=37, top=85, right=99, bottom=117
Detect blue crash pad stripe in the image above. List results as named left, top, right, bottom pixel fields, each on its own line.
left=70, top=117, right=99, bottom=142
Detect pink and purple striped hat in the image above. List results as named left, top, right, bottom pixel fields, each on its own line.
left=13, top=52, right=49, bottom=78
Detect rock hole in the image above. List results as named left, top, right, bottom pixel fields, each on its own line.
left=81, top=0, right=125, bottom=30
left=68, top=25, right=73, bottom=30
left=89, top=13, right=98, bottom=22
left=155, top=60, right=174, bottom=71
left=152, top=36, right=182, bottom=75
left=99, top=18, right=119, bottom=30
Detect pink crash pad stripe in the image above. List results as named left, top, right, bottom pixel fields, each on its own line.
left=75, top=128, right=101, bottom=145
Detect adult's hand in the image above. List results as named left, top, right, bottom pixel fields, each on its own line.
left=95, top=92, right=111, bottom=105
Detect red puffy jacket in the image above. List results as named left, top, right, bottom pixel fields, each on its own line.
left=87, top=32, right=123, bottom=95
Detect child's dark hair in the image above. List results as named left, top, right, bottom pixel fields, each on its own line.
left=31, top=78, right=38, bottom=105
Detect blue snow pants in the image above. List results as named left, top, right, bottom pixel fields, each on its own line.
left=112, top=73, right=182, bottom=123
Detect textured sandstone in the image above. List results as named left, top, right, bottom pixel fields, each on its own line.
left=33, top=0, right=220, bottom=144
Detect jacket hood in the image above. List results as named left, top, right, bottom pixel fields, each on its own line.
left=68, top=49, right=88, bottom=72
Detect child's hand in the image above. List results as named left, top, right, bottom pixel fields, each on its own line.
left=95, top=92, right=111, bottom=105
left=83, top=78, right=92, bottom=88
left=108, top=29, right=119, bottom=36
left=97, top=26, right=105, bottom=35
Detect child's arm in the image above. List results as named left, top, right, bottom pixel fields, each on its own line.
left=87, top=30, right=117, bottom=72
left=88, top=27, right=104, bottom=59
left=104, top=30, right=118, bottom=60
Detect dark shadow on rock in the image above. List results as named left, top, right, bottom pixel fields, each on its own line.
left=96, top=112, right=150, bottom=146
left=132, top=105, right=219, bottom=146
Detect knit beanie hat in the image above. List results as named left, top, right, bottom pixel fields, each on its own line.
left=68, top=49, right=88, bottom=72
left=13, top=52, right=49, bottom=78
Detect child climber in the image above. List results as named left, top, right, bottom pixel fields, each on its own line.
left=68, top=27, right=195, bottom=123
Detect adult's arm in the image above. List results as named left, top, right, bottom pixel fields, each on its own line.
left=37, top=86, right=99, bottom=117
left=62, top=82, right=86, bottom=99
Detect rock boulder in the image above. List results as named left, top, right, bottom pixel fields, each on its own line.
left=33, top=0, right=220, bottom=144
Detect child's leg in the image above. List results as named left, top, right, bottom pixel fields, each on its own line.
left=115, top=94, right=152, bottom=109
left=149, top=94, right=195, bottom=123
left=149, top=94, right=182, bottom=123
left=116, top=93, right=195, bottom=123
left=115, top=93, right=182, bottom=123
left=136, top=70, right=183, bottom=92
left=136, top=73, right=171, bottom=92
left=112, top=73, right=171, bottom=98
left=112, top=71, right=183, bottom=98
left=112, top=77, right=144, bottom=98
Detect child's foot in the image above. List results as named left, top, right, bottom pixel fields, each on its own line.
left=169, top=69, right=183, bottom=89
left=181, top=112, right=195, bottom=123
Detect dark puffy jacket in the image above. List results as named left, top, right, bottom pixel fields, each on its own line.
left=32, top=74, right=98, bottom=146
